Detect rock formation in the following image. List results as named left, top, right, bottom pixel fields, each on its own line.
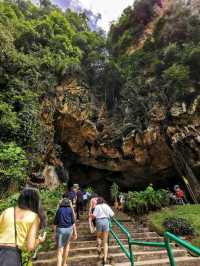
left=40, top=78, right=200, bottom=198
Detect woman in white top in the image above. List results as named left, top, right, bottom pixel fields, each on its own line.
left=92, top=197, right=114, bottom=265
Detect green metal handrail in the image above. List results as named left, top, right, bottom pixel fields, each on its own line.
left=110, top=218, right=134, bottom=266
left=110, top=218, right=200, bottom=266
left=164, top=231, right=200, bottom=266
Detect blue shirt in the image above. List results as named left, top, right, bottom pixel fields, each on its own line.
left=67, top=191, right=76, bottom=200
left=54, top=207, right=74, bottom=228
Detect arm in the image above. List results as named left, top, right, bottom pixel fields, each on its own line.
left=88, top=199, right=93, bottom=216
left=72, top=223, right=77, bottom=240
left=107, top=205, right=114, bottom=217
left=70, top=201, right=76, bottom=222
left=52, top=210, right=59, bottom=240
left=70, top=209, right=77, bottom=240
left=91, top=206, right=97, bottom=220
left=26, top=217, right=45, bottom=252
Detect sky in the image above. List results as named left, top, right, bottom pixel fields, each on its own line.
left=34, top=0, right=135, bottom=31
left=78, top=0, right=134, bottom=31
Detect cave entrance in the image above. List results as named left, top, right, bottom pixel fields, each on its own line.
left=67, top=164, right=120, bottom=202
left=66, top=163, right=192, bottom=203
left=58, top=139, right=193, bottom=202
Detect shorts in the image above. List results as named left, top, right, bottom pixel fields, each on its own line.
left=56, top=226, right=73, bottom=248
left=96, top=218, right=109, bottom=232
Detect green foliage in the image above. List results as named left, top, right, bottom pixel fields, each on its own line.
left=85, top=186, right=95, bottom=196
left=110, top=182, right=119, bottom=201
left=163, top=217, right=195, bottom=236
left=108, top=0, right=161, bottom=56
left=0, top=192, right=19, bottom=213
left=163, top=64, right=189, bottom=85
left=149, top=204, right=200, bottom=247
left=0, top=0, right=105, bottom=192
left=125, top=185, right=170, bottom=215
left=40, top=186, right=65, bottom=224
left=0, top=142, right=28, bottom=194
left=107, top=0, right=200, bottom=130
left=0, top=101, right=19, bottom=138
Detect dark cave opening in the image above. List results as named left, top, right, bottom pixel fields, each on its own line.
left=65, top=161, right=189, bottom=202
left=55, top=132, right=191, bottom=202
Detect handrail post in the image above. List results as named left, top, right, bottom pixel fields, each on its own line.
left=164, top=234, right=176, bottom=266
left=128, top=235, right=134, bottom=266
left=109, top=220, right=112, bottom=246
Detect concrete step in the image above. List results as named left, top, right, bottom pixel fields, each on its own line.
left=76, top=231, right=158, bottom=239
left=76, top=233, right=161, bottom=241
left=33, top=249, right=188, bottom=266
left=37, top=245, right=184, bottom=260
left=77, top=227, right=151, bottom=234
left=115, top=256, right=200, bottom=266
left=73, top=239, right=178, bottom=249
left=109, top=249, right=187, bottom=263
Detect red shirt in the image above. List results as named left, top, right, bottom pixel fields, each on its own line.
left=176, top=190, right=184, bottom=199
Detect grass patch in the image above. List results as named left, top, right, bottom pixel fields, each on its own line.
left=148, top=204, right=200, bottom=247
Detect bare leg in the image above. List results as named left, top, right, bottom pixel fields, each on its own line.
left=96, top=232, right=102, bottom=254
left=102, top=232, right=109, bottom=263
left=57, top=247, right=63, bottom=266
left=62, top=242, right=70, bottom=266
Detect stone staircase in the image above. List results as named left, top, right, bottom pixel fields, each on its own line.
left=33, top=211, right=200, bottom=266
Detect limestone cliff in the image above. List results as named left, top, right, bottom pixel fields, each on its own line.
left=40, top=79, right=200, bottom=196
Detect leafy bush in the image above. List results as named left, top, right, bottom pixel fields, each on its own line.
left=0, top=192, right=19, bottom=213
left=85, top=186, right=95, bottom=196
left=163, top=63, right=189, bottom=84
left=163, top=217, right=195, bottom=236
left=0, top=101, right=19, bottom=139
left=125, top=185, right=170, bottom=215
left=0, top=142, right=28, bottom=194
left=110, top=182, right=119, bottom=203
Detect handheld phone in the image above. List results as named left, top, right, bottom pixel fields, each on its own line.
left=39, top=228, right=47, bottom=241
left=39, top=230, right=47, bottom=239
left=32, top=229, right=46, bottom=260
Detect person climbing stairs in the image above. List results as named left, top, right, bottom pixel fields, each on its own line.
left=33, top=210, right=200, bottom=266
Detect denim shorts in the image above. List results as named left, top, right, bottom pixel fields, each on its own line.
left=56, top=226, right=73, bottom=248
left=96, top=218, right=110, bottom=232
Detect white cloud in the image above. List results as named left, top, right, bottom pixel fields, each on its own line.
left=79, top=0, right=134, bottom=31
left=33, top=0, right=135, bottom=31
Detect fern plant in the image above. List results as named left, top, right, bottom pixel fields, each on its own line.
left=111, top=182, right=119, bottom=207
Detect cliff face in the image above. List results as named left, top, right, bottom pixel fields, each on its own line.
left=41, top=79, right=200, bottom=192
left=39, top=0, right=200, bottom=197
